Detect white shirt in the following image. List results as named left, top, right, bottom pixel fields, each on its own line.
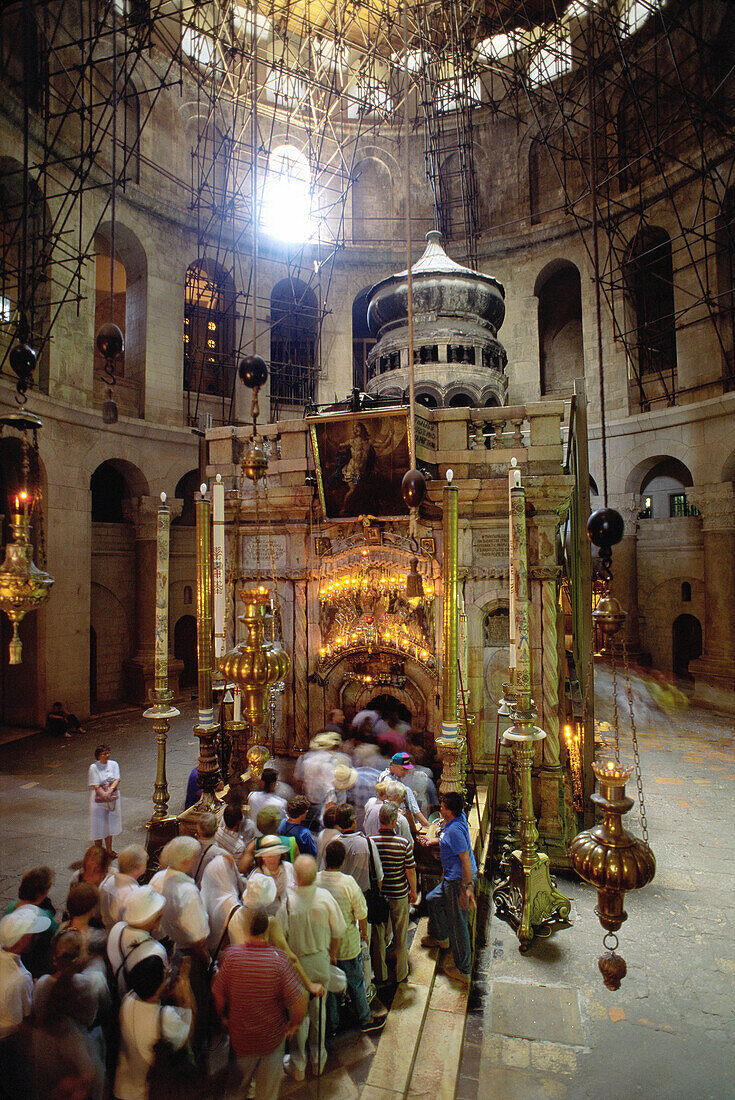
left=152, top=868, right=209, bottom=948
left=248, top=792, right=288, bottom=833
left=317, top=870, right=367, bottom=961
left=107, top=923, right=168, bottom=996
left=114, top=994, right=192, bottom=1100
left=377, top=769, right=421, bottom=815
left=281, top=883, right=346, bottom=959
left=0, top=950, right=32, bottom=1038
left=99, top=872, right=139, bottom=929
left=363, top=800, right=412, bottom=841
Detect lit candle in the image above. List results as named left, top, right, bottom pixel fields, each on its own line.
left=213, top=474, right=226, bottom=666
left=154, top=492, right=170, bottom=694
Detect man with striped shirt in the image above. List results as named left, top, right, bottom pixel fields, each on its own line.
left=212, top=907, right=307, bottom=1100
left=371, top=803, right=417, bottom=984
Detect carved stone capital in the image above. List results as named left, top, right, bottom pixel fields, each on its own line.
left=607, top=493, right=642, bottom=537
left=122, top=495, right=183, bottom=539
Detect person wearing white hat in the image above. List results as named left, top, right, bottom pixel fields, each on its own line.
left=229, top=875, right=325, bottom=999
left=0, top=906, right=52, bottom=1091
left=106, top=885, right=168, bottom=997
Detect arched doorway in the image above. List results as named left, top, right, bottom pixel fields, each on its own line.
left=365, top=693, right=412, bottom=727
left=174, top=615, right=198, bottom=692
left=673, top=614, right=702, bottom=680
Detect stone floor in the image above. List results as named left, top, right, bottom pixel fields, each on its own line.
left=1, top=670, right=734, bottom=1098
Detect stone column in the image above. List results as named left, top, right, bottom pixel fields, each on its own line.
left=688, top=483, right=735, bottom=707
left=608, top=492, right=644, bottom=656
left=122, top=496, right=184, bottom=703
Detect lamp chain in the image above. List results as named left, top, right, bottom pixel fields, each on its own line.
left=622, top=638, right=649, bottom=844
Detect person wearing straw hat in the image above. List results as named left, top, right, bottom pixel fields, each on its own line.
left=253, top=835, right=295, bottom=914
left=107, top=885, right=168, bottom=997
left=229, top=875, right=325, bottom=999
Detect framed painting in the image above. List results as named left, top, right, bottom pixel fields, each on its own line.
left=308, top=409, right=411, bottom=520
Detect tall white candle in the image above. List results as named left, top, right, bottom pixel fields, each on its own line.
left=154, top=492, right=170, bottom=693
left=233, top=684, right=242, bottom=722
left=509, top=459, right=517, bottom=668
left=213, top=474, right=225, bottom=664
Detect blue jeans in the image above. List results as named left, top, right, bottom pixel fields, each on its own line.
left=426, top=878, right=473, bottom=974
left=332, top=951, right=371, bottom=1028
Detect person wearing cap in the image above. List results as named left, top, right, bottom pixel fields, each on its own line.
left=377, top=753, right=431, bottom=828
left=248, top=768, right=288, bottom=835
left=213, top=906, right=307, bottom=1100
left=280, top=855, right=346, bottom=1081
left=421, top=790, right=477, bottom=983
left=0, top=905, right=51, bottom=1091
left=278, top=795, right=319, bottom=857
left=99, top=844, right=148, bottom=929
left=317, top=840, right=385, bottom=1035
left=253, top=834, right=295, bottom=913
left=3, top=866, right=58, bottom=979
left=229, top=875, right=325, bottom=999
left=107, top=885, right=168, bottom=997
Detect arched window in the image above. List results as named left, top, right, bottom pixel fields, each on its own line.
left=184, top=260, right=235, bottom=401
left=172, top=469, right=199, bottom=527
left=624, top=226, right=677, bottom=404
left=448, top=392, right=474, bottom=408
left=270, top=278, right=319, bottom=408
left=716, top=188, right=735, bottom=389
left=262, top=145, right=312, bottom=243
left=94, top=224, right=147, bottom=417
left=639, top=457, right=692, bottom=519
left=352, top=287, right=375, bottom=390
left=537, top=262, right=584, bottom=396
left=681, top=581, right=691, bottom=602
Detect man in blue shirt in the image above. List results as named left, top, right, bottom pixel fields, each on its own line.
left=278, top=795, right=318, bottom=857
left=421, top=791, right=477, bottom=982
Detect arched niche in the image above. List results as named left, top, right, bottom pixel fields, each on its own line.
left=535, top=260, right=583, bottom=397
left=172, top=469, right=199, bottom=526
left=352, top=157, right=393, bottom=243
left=90, top=459, right=149, bottom=523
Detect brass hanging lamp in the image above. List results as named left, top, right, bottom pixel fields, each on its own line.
left=0, top=412, right=53, bottom=664
left=570, top=508, right=655, bottom=989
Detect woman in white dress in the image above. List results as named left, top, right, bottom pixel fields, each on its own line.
left=88, top=744, right=122, bottom=856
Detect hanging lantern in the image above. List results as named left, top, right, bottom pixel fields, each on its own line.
left=570, top=760, right=655, bottom=989
left=241, top=440, right=268, bottom=483
left=219, top=587, right=290, bottom=734
left=0, top=412, right=53, bottom=664
left=405, top=556, right=423, bottom=606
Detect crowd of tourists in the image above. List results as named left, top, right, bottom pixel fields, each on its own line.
left=0, top=708, right=477, bottom=1099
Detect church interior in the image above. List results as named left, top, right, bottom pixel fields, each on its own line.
left=0, top=0, right=734, bottom=1096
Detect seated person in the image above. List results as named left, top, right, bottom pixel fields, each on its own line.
left=45, top=701, right=85, bottom=738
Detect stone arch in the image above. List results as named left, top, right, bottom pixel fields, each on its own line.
left=90, top=458, right=149, bottom=521
left=416, top=384, right=442, bottom=409
left=94, top=221, right=148, bottom=417
left=624, top=453, right=693, bottom=498
left=630, top=456, right=693, bottom=519
left=184, top=258, right=236, bottom=402
left=721, top=448, right=735, bottom=484
left=352, top=156, right=394, bottom=243
left=445, top=386, right=478, bottom=408
left=535, top=259, right=584, bottom=397
left=173, top=469, right=199, bottom=526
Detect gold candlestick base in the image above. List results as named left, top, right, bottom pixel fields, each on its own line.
left=143, top=687, right=179, bottom=821
left=493, top=720, right=571, bottom=951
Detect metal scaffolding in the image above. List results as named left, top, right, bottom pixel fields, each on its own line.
left=0, top=0, right=733, bottom=418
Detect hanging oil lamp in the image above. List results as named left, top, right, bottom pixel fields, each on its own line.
left=570, top=506, right=655, bottom=988
left=0, top=412, right=53, bottom=664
